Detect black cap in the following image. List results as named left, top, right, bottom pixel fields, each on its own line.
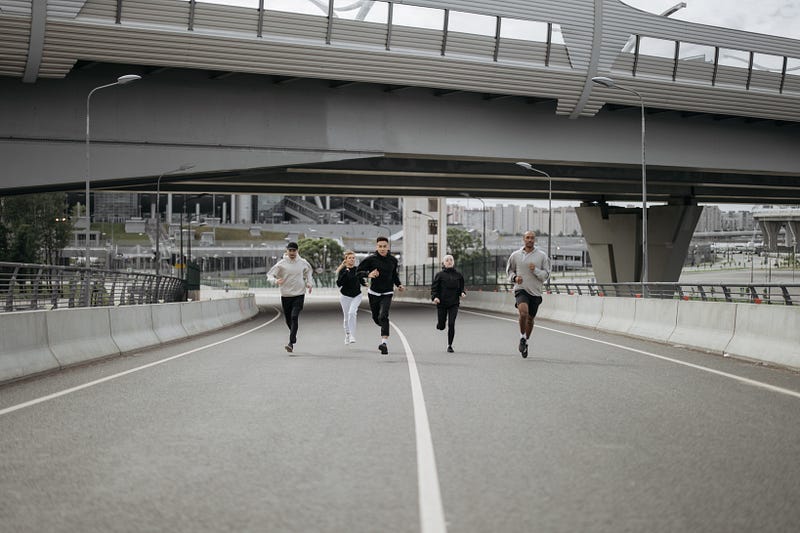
left=286, top=241, right=298, bottom=250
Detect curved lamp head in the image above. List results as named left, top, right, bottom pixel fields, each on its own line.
left=117, top=74, right=142, bottom=85
left=411, top=209, right=423, bottom=215
left=591, top=76, right=616, bottom=88
left=515, top=162, right=532, bottom=171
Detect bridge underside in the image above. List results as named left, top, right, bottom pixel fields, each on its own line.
left=88, top=155, right=799, bottom=205
left=2, top=63, right=799, bottom=205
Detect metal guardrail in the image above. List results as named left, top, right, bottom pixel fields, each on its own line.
left=545, top=282, right=799, bottom=305
left=1, top=262, right=186, bottom=312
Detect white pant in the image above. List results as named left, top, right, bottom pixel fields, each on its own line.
left=340, top=293, right=362, bottom=336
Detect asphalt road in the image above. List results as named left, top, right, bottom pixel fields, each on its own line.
left=2, top=298, right=799, bottom=533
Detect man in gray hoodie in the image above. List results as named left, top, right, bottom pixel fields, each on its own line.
left=267, top=241, right=313, bottom=353
left=506, top=231, right=550, bottom=358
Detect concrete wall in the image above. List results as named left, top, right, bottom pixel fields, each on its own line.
left=396, top=291, right=800, bottom=370
left=0, top=296, right=258, bottom=385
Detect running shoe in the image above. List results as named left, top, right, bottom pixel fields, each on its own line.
left=378, top=343, right=388, bottom=355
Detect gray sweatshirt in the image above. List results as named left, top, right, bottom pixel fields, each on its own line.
left=267, top=255, right=313, bottom=297
left=506, top=246, right=551, bottom=297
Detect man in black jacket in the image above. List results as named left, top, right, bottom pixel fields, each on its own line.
left=356, top=236, right=404, bottom=355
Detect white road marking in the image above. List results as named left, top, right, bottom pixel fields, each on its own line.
left=0, top=311, right=281, bottom=417
left=391, top=322, right=448, bottom=533
left=463, top=310, right=800, bottom=400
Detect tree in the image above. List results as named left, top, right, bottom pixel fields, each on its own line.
left=298, top=237, right=344, bottom=273
left=0, top=193, right=73, bottom=264
left=446, top=227, right=482, bottom=263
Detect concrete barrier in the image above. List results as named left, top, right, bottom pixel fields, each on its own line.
left=668, top=300, right=737, bottom=354
left=110, top=305, right=161, bottom=353
left=151, top=302, right=189, bottom=343
left=395, top=288, right=798, bottom=370
left=572, top=296, right=605, bottom=329
left=628, top=298, right=678, bottom=343
left=724, top=304, right=800, bottom=369
left=1, top=297, right=258, bottom=384
left=546, top=294, right=578, bottom=323
left=180, top=300, right=209, bottom=336
left=0, top=311, right=60, bottom=383
left=47, top=307, right=120, bottom=367
left=595, top=297, right=636, bottom=335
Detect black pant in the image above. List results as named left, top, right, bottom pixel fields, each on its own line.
left=368, top=293, right=393, bottom=337
left=281, top=294, right=305, bottom=344
left=436, top=304, right=459, bottom=346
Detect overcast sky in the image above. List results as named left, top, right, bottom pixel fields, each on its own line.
left=622, top=0, right=799, bottom=40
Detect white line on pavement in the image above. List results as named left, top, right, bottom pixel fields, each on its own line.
left=0, top=311, right=282, bottom=417
left=391, top=322, right=448, bottom=533
left=463, top=310, right=800, bottom=400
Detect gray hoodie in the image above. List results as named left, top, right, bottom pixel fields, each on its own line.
left=506, top=246, right=550, bottom=297
left=267, top=254, right=313, bottom=297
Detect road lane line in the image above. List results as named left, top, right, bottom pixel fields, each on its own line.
left=0, top=311, right=281, bottom=417
left=463, top=310, right=800, bottom=400
left=390, top=322, right=448, bottom=533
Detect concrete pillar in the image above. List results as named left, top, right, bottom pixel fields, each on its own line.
left=167, top=194, right=173, bottom=224
left=230, top=195, right=236, bottom=224
left=787, top=221, right=800, bottom=251
left=576, top=202, right=702, bottom=283
left=222, top=202, right=227, bottom=225
left=237, top=194, right=252, bottom=224
left=758, top=220, right=782, bottom=251
left=402, top=197, right=447, bottom=271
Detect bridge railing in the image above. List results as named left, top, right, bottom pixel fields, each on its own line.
left=0, top=262, right=186, bottom=312
left=545, top=282, right=799, bottom=305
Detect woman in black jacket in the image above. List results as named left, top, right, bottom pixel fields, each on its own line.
left=431, top=254, right=466, bottom=353
left=336, top=250, right=365, bottom=344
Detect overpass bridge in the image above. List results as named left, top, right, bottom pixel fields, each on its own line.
left=2, top=0, right=799, bottom=282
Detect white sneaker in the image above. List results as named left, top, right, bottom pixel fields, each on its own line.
left=349, top=336, right=356, bottom=344
left=344, top=334, right=351, bottom=344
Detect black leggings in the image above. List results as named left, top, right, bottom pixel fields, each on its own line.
left=281, top=294, right=305, bottom=344
left=436, top=304, right=459, bottom=346
left=368, top=293, right=393, bottom=337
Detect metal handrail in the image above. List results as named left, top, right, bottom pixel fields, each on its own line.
left=544, top=282, right=798, bottom=305
left=0, top=262, right=186, bottom=312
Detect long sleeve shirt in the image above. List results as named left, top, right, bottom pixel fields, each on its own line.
left=356, top=252, right=401, bottom=295
left=506, top=246, right=550, bottom=297
left=267, top=255, right=313, bottom=297
left=336, top=266, right=365, bottom=297
left=431, top=267, right=465, bottom=307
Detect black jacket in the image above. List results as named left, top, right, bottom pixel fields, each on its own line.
left=336, top=267, right=365, bottom=297
left=431, top=267, right=465, bottom=307
left=356, top=252, right=401, bottom=293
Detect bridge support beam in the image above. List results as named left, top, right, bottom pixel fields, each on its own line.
left=576, top=201, right=702, bottom=284
left=758, top=220, right=783, bottom=252
left=788, top=222, right=800, bottom=252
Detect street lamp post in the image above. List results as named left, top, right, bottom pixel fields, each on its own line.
left=591, top=76, right=648, bottom=296
left=84, top=74, right=141, bottom=269
left=155, top=164, right=195, bottom=275
left=515, top=163, right=552, bottom=263
left=412, top=209, right=437, bottom=272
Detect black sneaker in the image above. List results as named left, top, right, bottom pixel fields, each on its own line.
left=285, top=343, right=293, bottom=353
left=521, top=344, right=529, bottom=359
left=447, top=346, right=454, bottom=353
left=518, top=338, right=527, bottom=354
left=378, top=343, right=388, bottom=355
